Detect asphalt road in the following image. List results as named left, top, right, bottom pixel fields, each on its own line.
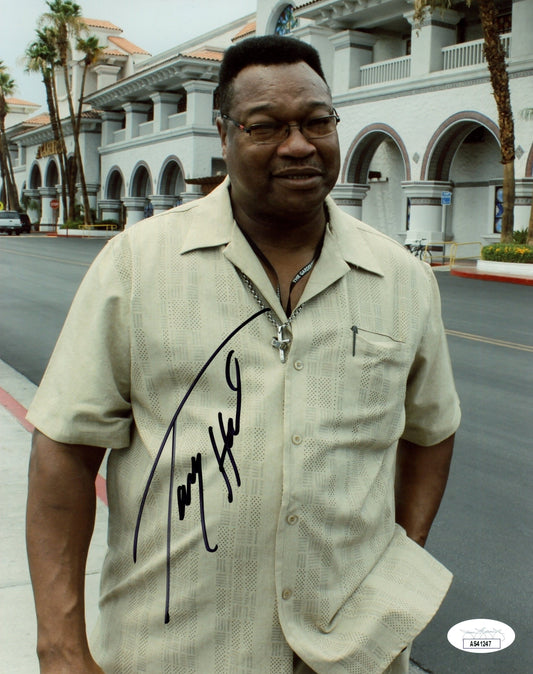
left=1, top=235, right=531, bottom=673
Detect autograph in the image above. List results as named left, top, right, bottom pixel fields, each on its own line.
left=133, top=308, right=268, bottom=623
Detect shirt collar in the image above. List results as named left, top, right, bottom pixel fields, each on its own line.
left=179, top=177, right=385, bottom=279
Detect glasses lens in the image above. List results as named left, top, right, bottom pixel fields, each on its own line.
left=303, top=115, right=338, bottom=139
left=249, top=123, right=285, bottom=145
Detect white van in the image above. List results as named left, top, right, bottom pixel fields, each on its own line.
left=0, top=211, right=23, bottom=235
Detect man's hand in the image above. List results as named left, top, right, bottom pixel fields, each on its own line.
left=26, top=430, right=106, bottom=673
left=395, top=434, right=455, bottom=547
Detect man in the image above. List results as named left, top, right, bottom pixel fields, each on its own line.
left=26, top=36, right=460, bottom=673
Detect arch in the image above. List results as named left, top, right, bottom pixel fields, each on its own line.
left=45, top=159, right=60, bottom=188
left=105, top=167, right=125, bottom=200
left=421, top=111, right=500, bottom=181
left=29, top=163, right=42, bottom=189
left=158, top=157, right=185, bottom=196
left=130, top=162, right=153, bottom=197
left=342, top=123, right=411, bottom=183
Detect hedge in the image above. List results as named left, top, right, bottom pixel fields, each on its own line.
left=481, top=243, right=533, bottom=264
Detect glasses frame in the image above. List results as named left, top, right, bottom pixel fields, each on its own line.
left=221, top=110, right=341, bottom=145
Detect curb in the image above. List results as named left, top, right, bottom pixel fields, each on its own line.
left=450, top=267, right=533, bottom=285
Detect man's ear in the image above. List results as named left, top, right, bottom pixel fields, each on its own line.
left=216, top=117, right=228, bottom=159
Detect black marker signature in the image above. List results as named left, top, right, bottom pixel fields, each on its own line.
left=133, top=308, right=268, bottom=623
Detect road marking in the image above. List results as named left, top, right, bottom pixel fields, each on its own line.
left=0, top=386, right=108, bottom=505
left=0, top=247, right=91, bottom=267
left=445, top=329, right=533, bottom=353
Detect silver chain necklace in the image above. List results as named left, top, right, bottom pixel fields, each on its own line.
left=241, top=273, right=305, bottom=363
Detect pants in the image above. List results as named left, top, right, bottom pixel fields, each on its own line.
left=293, top=645, right=412, bottom=674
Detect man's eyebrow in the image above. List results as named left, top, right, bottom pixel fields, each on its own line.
left=242, top=101, right=333, bottom=117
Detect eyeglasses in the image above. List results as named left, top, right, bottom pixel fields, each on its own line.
left=221, top=110, right=340, bottom=145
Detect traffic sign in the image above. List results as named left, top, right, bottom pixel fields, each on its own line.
left=50, top=199, right=60, bottom=209
left=0, top=201, right=4, bottom=211
left=441, top=191, right=452, bottom=206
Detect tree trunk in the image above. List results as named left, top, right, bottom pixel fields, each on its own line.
left=62, top=64, right=92, bottom=225
left=478, top=0, right=515, bottom=243
left=528, top=193, right=533, bottom=246
left=0, top=125, right=20, bottom=211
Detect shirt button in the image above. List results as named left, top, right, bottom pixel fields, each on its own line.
left=282, top=588, right=293, bottom=600
left=294, top=360, right=304, bottom=371
left=287, top=514, right=299, bottom=525
left=292, top=434, right=302, bottom=445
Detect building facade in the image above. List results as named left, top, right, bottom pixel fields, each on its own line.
left=4, top=0, right=533, bottom=247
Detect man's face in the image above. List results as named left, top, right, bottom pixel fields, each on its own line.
left=217, top=61, right=340, bottom=226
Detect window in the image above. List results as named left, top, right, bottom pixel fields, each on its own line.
left=494, top=186, right=503, bottom=234
left=275, top=5, right=297, bottom=36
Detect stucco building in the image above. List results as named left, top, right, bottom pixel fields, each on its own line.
left=4, top=0, right=533, bottom=248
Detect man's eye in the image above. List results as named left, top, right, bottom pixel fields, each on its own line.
left=306, top=116, right=331, bottom=129
left=249, top=123, right=278, bottom=136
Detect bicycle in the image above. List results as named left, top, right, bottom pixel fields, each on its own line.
left=405, top=238, right=432, bottom=264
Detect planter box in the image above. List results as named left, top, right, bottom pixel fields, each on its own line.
left=477, top=260, right=533, bottom=278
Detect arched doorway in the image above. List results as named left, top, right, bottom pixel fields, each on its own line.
left=343, top=124, right=410, bottom=241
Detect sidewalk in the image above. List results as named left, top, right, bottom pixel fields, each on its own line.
left=0, top=359, right=107, bottom=673
left=0, top=358, right=427, bottom=673
left=448, top=260, right=533, bottom=286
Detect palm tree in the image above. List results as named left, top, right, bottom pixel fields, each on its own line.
left=75, top=35, right=104, bottom=136
left=0, top=63, right=21, bottom=212
left=414, top=0, right=515, bottom=243
left=25, top=29, right=70, bottom=218
left=41, top=0, right=92, bottom=224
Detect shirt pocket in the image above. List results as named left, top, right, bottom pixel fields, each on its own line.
left=347, top=326, right=410, bottom=450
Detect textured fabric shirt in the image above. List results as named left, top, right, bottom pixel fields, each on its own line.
left=28, top=179, right=461, bottom=674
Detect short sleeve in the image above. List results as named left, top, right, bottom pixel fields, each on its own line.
left=402, top=264, right=461, bottom=446
left=27, top=235, right=132, bottom=448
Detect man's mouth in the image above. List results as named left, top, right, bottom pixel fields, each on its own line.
left=272, top=168, right=323, bottom=181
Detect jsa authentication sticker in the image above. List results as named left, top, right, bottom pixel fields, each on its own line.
left=447, top=619, right=515, bottom=654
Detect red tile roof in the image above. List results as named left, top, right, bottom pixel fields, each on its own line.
left=232, top=21, right=256, bottom=42
left=24, top=114, right=51, bottom=126
left=6, top=97, right=40, bottom=107
left=108, top=36, right=150, bottom=55
left=183, top=49, right=224, bottom=62
left=82, top=18, right=122, bottom=32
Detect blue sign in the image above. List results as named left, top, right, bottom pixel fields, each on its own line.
left=441, top=191, right=452, bottom=206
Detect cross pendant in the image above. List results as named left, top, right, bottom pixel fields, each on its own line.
left=271, top=324, right=291, bottom=363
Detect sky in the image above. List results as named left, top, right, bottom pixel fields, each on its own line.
left=2, top=0, right=257, bottom=110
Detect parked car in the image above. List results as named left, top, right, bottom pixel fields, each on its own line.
left=18, top=213, right=32, bottom=233
left=0, top=211, right=23, bottom=235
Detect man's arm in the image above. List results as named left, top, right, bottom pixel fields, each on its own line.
left=26, top=429, right=107, bottom=673
left=395, top=434, right=455, bottom=547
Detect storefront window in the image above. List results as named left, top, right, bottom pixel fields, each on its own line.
left=494, top=186, right=503, bottom=233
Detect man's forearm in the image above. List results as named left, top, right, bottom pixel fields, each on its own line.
left=395, top=434, right=455, bottom=547
left=26, top=430, right=106, bottom=671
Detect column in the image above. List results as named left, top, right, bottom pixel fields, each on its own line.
left=94, top=64, right=122, bottom=90
left=78, top=182, right=99, bottom=216
left=401, top=181, right=453, bottom=243
left=405, top=8, right=462, bottom=76
left=183, top=80, right=217, bottom=128
left=149, top=195, right=178, bottom=215
left=23, top=188, right=41, bottom=229
left=180, top=184, right=203, bottom=204
left=329, top=31, right=376, bottom=93
left=100, top=111, right=124, bottom=146
left=122, top=197, right=147, bottom=227
left=150, top=92, right=182, bottom=133
left=514, top=178, right=533, bottom=231
left=38, top=186, right=58, bottom=230
left=331, top=183, right=370, bottom=219
left=98, top=199, right=122, bottom=225
left=122, top=102, right=152, bottom=140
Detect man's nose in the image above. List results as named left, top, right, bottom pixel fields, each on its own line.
left=277, top=124, right=316, bottom=155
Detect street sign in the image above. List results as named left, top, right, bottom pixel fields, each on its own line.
left=441, top=191, right=452, bottom=206
left=50, top=199, right=60, bottom=209
left=0, top=201, right=4, bottom=211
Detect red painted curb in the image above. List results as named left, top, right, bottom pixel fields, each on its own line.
left=0, top=386, right=108, bottom=506
left=450, top=268, right=533, bottom=286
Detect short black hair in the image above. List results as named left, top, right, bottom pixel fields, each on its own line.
left=217, top=36, right=328, bottom=114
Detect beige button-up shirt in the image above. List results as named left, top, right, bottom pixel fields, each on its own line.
left=28, top=179, right=460, bottom=673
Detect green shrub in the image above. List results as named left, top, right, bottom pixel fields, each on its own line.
left=60, top=219, right=83, bottom=229
left=512, top=228, right=528, bottom=244
left=481, top=243, right=533, bottom=263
